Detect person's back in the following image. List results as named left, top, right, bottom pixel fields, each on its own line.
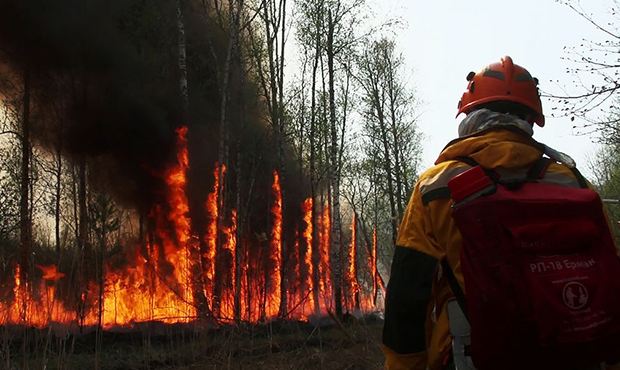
left=382, top=56, right=620, bottom=370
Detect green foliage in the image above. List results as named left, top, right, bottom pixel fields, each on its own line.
left=589, top=142, right=620, bottom=243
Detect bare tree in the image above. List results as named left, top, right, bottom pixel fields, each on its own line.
left=247, top=0, right=290, bottom=317
left=547, top=0, right=620, bottom=145
left=19, top=68, right=32, bottom=282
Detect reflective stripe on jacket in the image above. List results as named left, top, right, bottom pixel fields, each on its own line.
left=382, top=127, right=585, bottom=370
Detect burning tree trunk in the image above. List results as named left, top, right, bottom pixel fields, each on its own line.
left=307, top=0, right=323, bottom=316
left=345, top=212, right=359, bottom=311
left=301, top=198, right=314, bottom=314
left=91, top=193, right=119, bottom=370
left=276, top=0, right=288, bottom=319
left=204, top=164, right=221, bottom=314
left=267, top=171, right=282, bottom=318
left=327, top=9, right=343, bottom=318
left=372, top=225, right=378, bottom=305
left=212, top=0, right=244, bottom=316
left=19, top=67, right=32, bottom=283
left=234, top=118, right=244, bottom=322
left=78, top=158, right=89, bottom=279
left=252, top=0, right=289, bottom=318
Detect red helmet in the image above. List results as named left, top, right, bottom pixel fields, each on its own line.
left=456, top=56, right=544, bottom=126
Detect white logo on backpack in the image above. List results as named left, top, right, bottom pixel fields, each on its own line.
left=563, top=281, right=589, bottom=310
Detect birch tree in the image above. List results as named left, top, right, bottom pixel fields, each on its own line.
left=356, top=37, right=421, bottom=244
left=247, top=0, right=290, bottom=317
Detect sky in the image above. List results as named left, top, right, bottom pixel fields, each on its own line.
left=365, top=0, right=614, bottom=179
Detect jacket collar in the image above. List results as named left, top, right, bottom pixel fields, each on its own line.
left=436, top=126, right=545, bottom=169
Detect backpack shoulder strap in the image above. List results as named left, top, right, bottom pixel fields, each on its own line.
left=421, top=157, right=478, bottom=205
left=570, top=167, right=589, bottom=189
left=441, top=258, right=469, bottom=322
left=454, top=156, right=479, bottom=167
left=527, top=156, right=589, bottom=189
left=526, top=156, right=552, bottom=181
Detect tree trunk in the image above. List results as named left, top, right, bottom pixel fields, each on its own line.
left=327, top=9, right=343, bottom=318
left=78, top=158, right=89, bottom=270
left=54, top=143, right=62, bottom=261
left=19, top=67, right=31, bottom=282
left=213, top=0, right=243, bottom=318
left=373, top=87, right=397, bottom=244
left=234, top=14, right=246, bottom=320
left=277, top=0, right=289, bottom=318
left=95, top=216, right=106, bottom=370
left=386, top=52, right=404, bottom=217
left=309, top=35, right=322, bottom=315
left=234, top=147, right=243, bottom=321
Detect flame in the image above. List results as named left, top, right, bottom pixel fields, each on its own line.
left=95, top=126, right=197, bottom=327
left=301, top=198, right=314, bottom=316
left=371, top=226, right=378, bottom=307
left=165, top=127, right=191, bottom=245
left=319, top=206, right=332, bottom=312
left=37, top=264, right=65, bottom=281
left=219, top=209, right=237, bottom=320
left=205, top=162, right=225, bottom=312
left=346, top=213, right=359, bottom=311
left=156, top=126, right=195, bottom=321
left=266, top=170, right=282, bottom=318
left=0, top=126, right=385, bottom=329
left=289, top=231, right=300, bottom=313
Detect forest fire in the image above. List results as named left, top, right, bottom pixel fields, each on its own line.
left=0, top=127, right=382, bottom=330
left=301, top=198, right=315, bottom=316
left=266, top=170, right=282, bottom=318
left=345, top=213, right=359, bottom=311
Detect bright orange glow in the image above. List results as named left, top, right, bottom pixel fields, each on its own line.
left=289, top=231, right=300, bottom=314
left=266, top=170, right=282, bottom=318
left=0, top=126, right=382, bottom=329
left=301, top=197, right=314, bottom=316
left=319, top=206, right=332, bottom=312
left=220, top=209, right=237, bottom=320
left=205, top=162, right=225, bottom=311
left=346, top=213, right=359, bottom=311
left=371, top=226, right=378, bottom=307
left=37, top=264, right=65, bottom=281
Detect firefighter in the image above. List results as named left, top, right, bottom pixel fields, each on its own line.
left=381, top=56, right=620, bottom=370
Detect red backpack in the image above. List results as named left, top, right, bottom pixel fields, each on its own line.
left=444, top=157, right=620, bottom=370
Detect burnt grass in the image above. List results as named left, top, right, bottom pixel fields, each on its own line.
left=0, top=315, right=385, bottom=369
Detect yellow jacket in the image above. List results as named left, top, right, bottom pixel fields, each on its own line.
left=382, top=127, right=588, bottom=370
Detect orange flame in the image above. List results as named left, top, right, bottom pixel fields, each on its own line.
left=0, top=126, right=382, bottom=329
left=165, top=127, right=191, bottom=245
left=219, top=209, right=237, bottom=320
left=346, top=213, right=359, bottom=311
left=319, top=206, right=332, bottom=312
left=94, top=126, right=197, bottom=327
left=37, top=264, right=65, bottom=281
left=266, top=170, right=282, bottom=318
left=301, top=197, right=314, bottom=316
left=289, top=231, right=301, bottom=313
left=205, top=162, right=225, bottom=310
left=371, top=225, right=378, bottom=307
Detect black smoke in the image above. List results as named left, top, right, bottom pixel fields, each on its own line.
left=0, top=0, right=183, bottom=211
left=0, top=0, right=305, bottom=233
